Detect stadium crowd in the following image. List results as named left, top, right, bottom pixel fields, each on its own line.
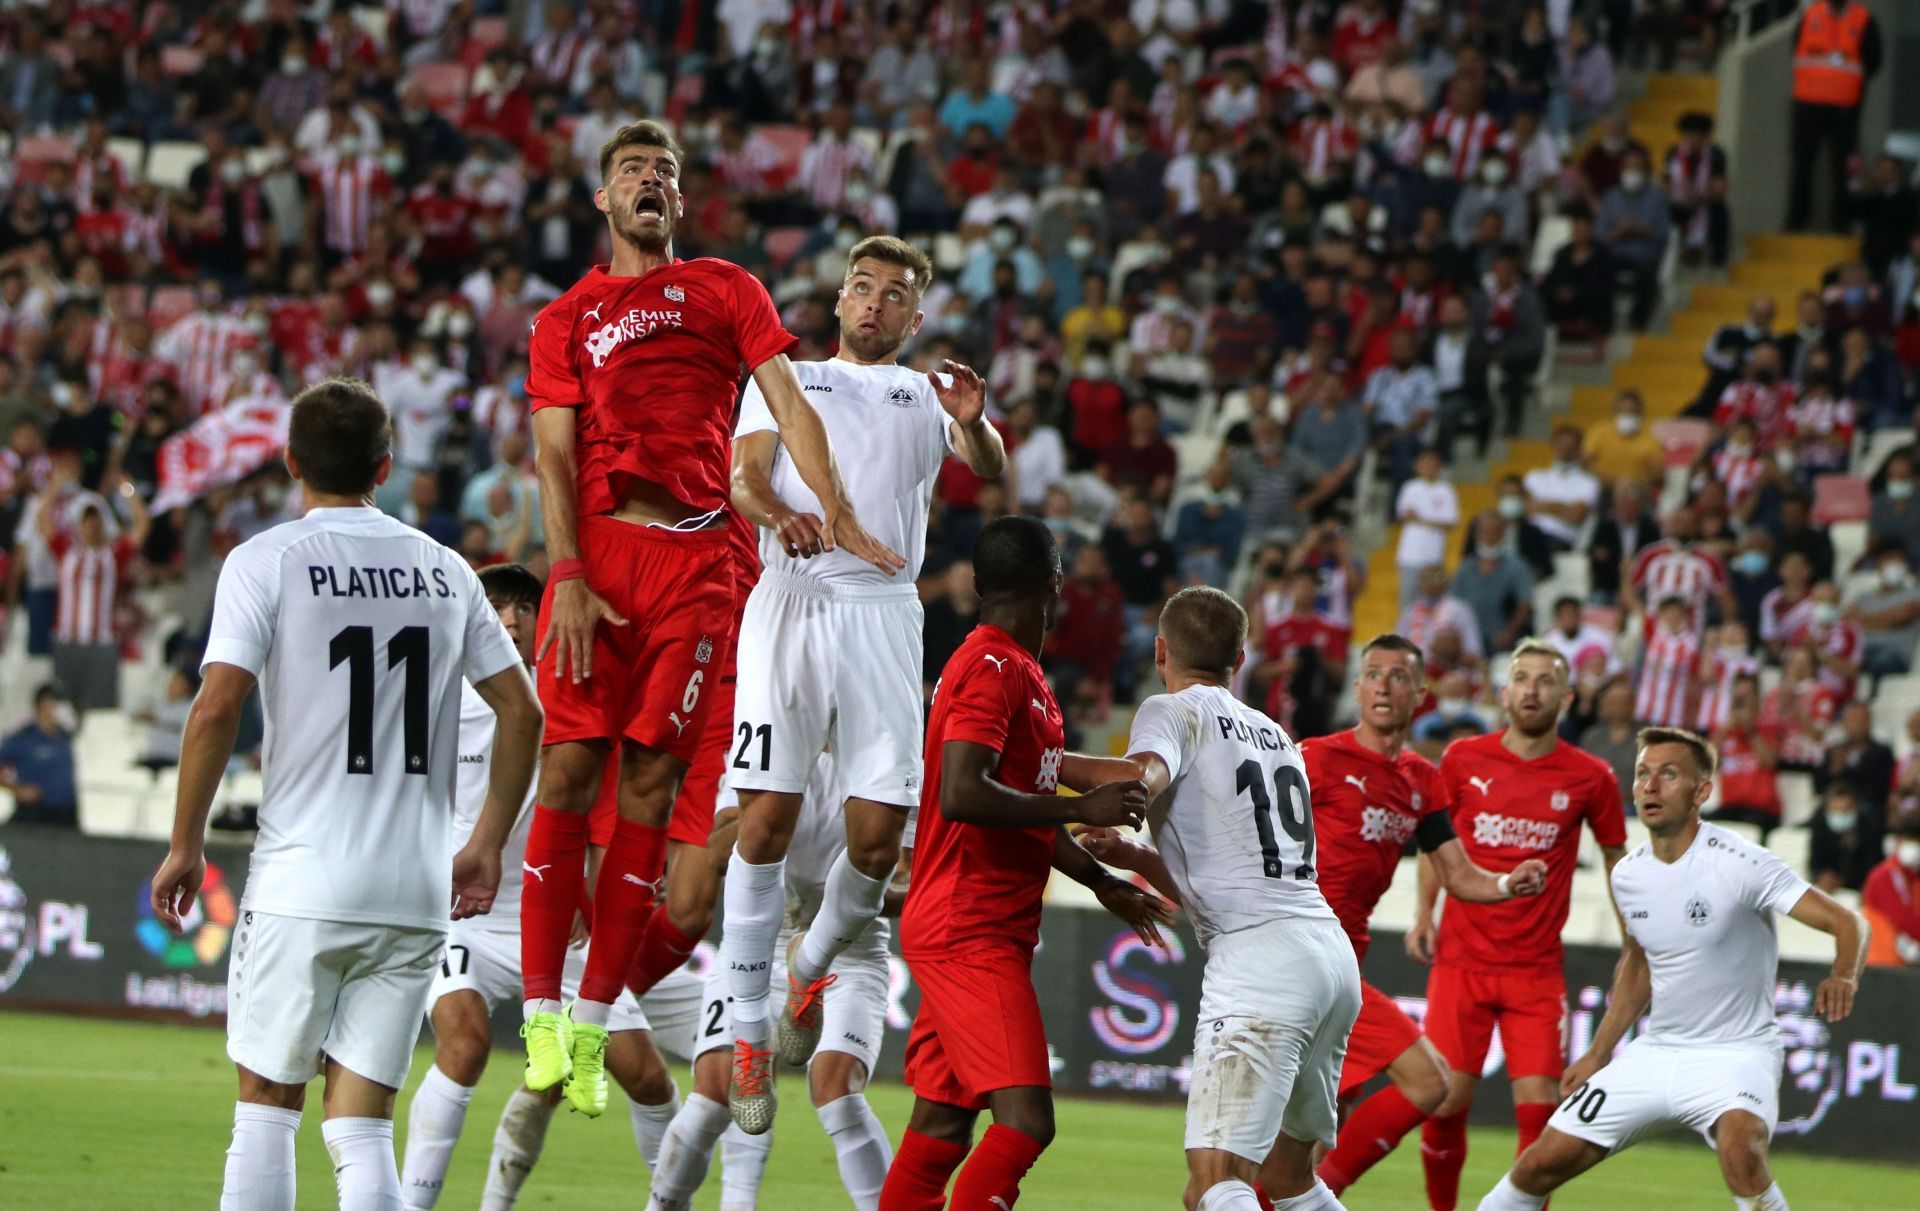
left=0, top=0, right=1917, bottom=961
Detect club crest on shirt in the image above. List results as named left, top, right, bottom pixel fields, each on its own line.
left=1685, top=894, right=1713, bottom=927
left=1550, top=790, right=1570, bottom=812
left=695, top=635, right=713, bottom=665
left=664, top=284, right=686, bottom=302
left=886, top=387, right=917, bottom=408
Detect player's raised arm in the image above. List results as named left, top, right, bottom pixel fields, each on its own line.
left=150, top=662, right=256, bottom=931
left=931, top=359, right=1006, bottom=478
left=940, top=739, right=1146, bottom=830
left=1785, top=886, right=1868, bottom=1022
left=730, top=427, right=829, bottom=560
left=748, top=352, right=905, bottom=574
left=453, top=662, right=543, bottom=919
left=530, top=405, right=627, bottom=681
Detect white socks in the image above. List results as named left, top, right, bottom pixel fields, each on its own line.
left=323, top=1116, right=403, bottom=1211
left=1477, top=1173, right=1549, bottom=1211
left=1198, top=1180, right=1266, bottom=1211
left=522, top=998, right=560, bottom=1020
left=817, top=1094, right=892, bottom=1210
left=400, top=1066, right=474, bottom=1209
left=629, top=1077, right=681, bottom=1170
left=722, top=853, right=787, bottom=1032
left=646, top=1092, right=732, bottom=1210
left=479, top=1088, right=556, bottom=1211
left=1735, top=1184, right=1790, bottom=1211
left=719, top=1122, right=773, bottom=1211
left=571, top=998, right=613, bottom=1028
left=223, top=1102, right=300, bottom=1211
left=794, top=853, right=891, bottom=982
left=1274, top=1177, right=1347, bottom=1210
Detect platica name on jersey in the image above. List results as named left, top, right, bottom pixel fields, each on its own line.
left=307, top=564, right=454, bottom=599
left=1216, top=713, right=1283, bottom=751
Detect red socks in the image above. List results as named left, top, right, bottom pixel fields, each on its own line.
left=949, top=1123, right=1044, bottom=1209
left=578, top=816, right=667, bottom=1004
left=879, top=1128, right=969, bottom=1211
left=1515, top=1101, right=1553, bottom=1155
left=1318, top=1085, right=1427, bottom=1194
left=625, top=909, right=701, bottom=998
left=1420, top=1109, right=1470, bottom=1211
left=519, top=806, right=591, bottom=1001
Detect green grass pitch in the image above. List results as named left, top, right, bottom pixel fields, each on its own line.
left=1, top=1011, right=1913, bottom=1209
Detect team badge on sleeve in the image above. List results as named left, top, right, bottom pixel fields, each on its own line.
left=664, top=284, right=686, bottom=302
left=695, top=635, right=714, bottom=665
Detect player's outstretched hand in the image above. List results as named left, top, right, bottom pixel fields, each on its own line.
left=930, top=360, right=987, bottom=428
left=774, top=510, right=828, bottom=559
left=1095, top=877, right=1175, bottom=948
left=1559, top=1051, right=1605, bottom=1097
left=450, top=842, right=502, bottom=920
left=1075, top=825, right=1144, bottom=871
left=1507, top=859, right=1549, bottom=897
left=1815, top=974, right=1857, bottom=1022
left=821, top=502, right=907, bottom=575
left=1404, top=914, right=1437, bottom=964
left=1075, top=779, right=1149, bottom=830
left=538, top=579, right=627, bottom=683
left=149, top=848, right=206, bottom=934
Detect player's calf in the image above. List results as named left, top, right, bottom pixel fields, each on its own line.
left=609, top=1030, right=680, bottom=1169
left=1477, top=1128, right=1606, bottom=1209
left=812, top=1053, right=891, bottom=1211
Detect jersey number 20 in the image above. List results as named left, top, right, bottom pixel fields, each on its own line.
left=330, top=625, right=430, bottom=776
left=1235, top=759, right=1315, bottom=880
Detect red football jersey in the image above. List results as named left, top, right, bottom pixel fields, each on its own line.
left=1303, top=729, right=1451, bottom=961
left=1436, top=732, right=1627, bottom=972
left=527, top=258, right=797, bottom=518
left=903, top=625, right=1066, bottom=961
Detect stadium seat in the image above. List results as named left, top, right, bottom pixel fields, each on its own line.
left=147, top=286, right=198, bottom=330
left=410, top=62, right=471, bottom=119
left=1530, top=213, right=1571, bottom=278
left=160, top=45, right=204, bottom=76
left=470, top=15, right=509, bottom=48
left=1860, top=428, right=1912, bottom=481
left=1777, top=772, right=1816, bottom=827
left=15, top=134, right=74, bottom=163
left=1653, top=417, right=1710, bottom=467
left=763, top=226, right=810, bottom=271
left=143, top=141, right=207, bottom=190
left=351, top=5, right=391, bottom=46
left=106, top=137, right=146, bottom=180
left=931, top=231, right=967, bottom=273
left=1811, top=474, right=1870, bottom=525
left=1582, top=604, right=1622, bottom=635
left=1830, top=520, right=1867, bottom=575
left=756, top=124, right=812, bottom=188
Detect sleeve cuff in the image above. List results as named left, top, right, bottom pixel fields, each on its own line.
left=201, top=638, right=265, bottom=677
left=465, top=640, right=523, bottom=688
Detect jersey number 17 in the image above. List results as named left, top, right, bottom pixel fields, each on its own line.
left=1235, top=760, right=1315, bottom=880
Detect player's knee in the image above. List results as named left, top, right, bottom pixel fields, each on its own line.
left=1715, top=1116, right=1772, bottom=1191
left=435, top=1029, right=491, bottom=1087
left=992, top=1104, right=1054, bottom=1149
left=809, top=1055, right=867, bottom=1107
left=735, top=801, right=799, bottom=859
left=620, top=1064, right=675, bottom=1106
left=1403, top=1054, right=1451, bottom=1114
left=236, top=1067, right=305, bottom=1110
left=536, top=757, right=598, bottom=813
left=845, top=832, right=901, bottom=879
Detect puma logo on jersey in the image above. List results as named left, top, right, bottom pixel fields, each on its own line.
left=1468, top=776, right=1495, bottom=796
left=523, top=863, right=551, bottom=882
left=1344, top=774, right=1367, bottom=793
left=1031, top=697, right=1048, bottom=715
left=991, top=1199, right=1012, bottom=1211
left=668, top=711, right=689, bottom=736
left=983, top=654, right=1008, bottom=672
left=583, top=302, right=605, bottom=323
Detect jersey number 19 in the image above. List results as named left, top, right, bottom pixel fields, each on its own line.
left=330, top=624, right=431, bottom=776
left=1235, top=759, right=1315, bottom=880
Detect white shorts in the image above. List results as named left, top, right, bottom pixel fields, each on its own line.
left=227, top=910, right=442, bottom=1091
left=696, top=923, right=891, bottom=1076
left=427, top=920, right=521, bottom=1012
left=1548, top=1037, right=1782, bottom=1152
left=1185, top=917, right=1361, bottom=1160
left=730, top=571, right=923, bottom=806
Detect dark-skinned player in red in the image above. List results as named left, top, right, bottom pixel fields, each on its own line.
left=518, top=119, right=903, bottom=1118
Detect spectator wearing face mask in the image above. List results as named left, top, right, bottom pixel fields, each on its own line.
left=1862, top=813, right=1920, bottom=966
left=1595, top=147, right=1670, bottom=331
left=1583, top=389, right=1663, bottom=488
left=1852, top=544, right=1920, bottom=678
left=1172, top=454, right=1246, bottom=589
left=1787, top=580, right=1862, bottom=696
left=1702, top=673, right=1781, bottom=844
left=1711, top=341, right=1795, bottom=452
left=1449, top=512, right=1535, bottom=655
left=1543, top=209, right=1619, bottom=341
left=1810, top=782, right=1883, bottom=894
left=1523, top=424, right=1601, bottom=552
left=372, top=338, right=468, bottom=512
left=1449, top=152, right=1528, bottom=251
left=1818, top=700, right=1897, bottom=814
left=1868, top=452, right=1920, bottom=567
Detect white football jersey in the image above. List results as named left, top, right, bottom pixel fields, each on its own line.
left=1611, top=822, right=1811, bottom=1048
left=203, top=506, right=521, bottom=931
left=735, top=358, right=955, bottom=587
left=450, top=681, right=538, bottom=927
left=1128, top=684, right=1336, bottom=947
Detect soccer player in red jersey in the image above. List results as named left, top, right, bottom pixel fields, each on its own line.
left=1411, top=639, right=1629, bottom=1210
left=517, top=119, right=903, bottom=1117
left=1288, top=635, right=1548, bottom=1201
left=880, top=516, right=1170, bottom=1211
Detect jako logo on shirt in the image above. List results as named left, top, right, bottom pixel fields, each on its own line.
left=584, top=307, right=685, bottom=367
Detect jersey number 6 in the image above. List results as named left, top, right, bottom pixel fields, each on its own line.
left=1235, top=759, right=1316, bottom=880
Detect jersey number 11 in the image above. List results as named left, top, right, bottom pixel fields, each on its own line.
left=1235, top=759, right=1315, bottom=880
left=330, top=625, right=431, bottom=776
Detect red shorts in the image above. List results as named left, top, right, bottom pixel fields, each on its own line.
left=1337, top=978, right=1424, bottom=1097
left=536, top=516, right=732, bottom=763
left=902, top=947, right=1051, bottom=1111
left=665, top=624, right=738, bottom=848
left=1423, top=964, right=1568, bottom=1081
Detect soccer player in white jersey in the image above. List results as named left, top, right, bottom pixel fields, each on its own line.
left=721, top=235, right=1006, bottom=1131
left=1077, top=587, right=1361, bottom=1211
left=1476, top=727, right=1868, bottom=1211
left=149, top=379, right=543, bottom=1211
left=650, top=750, right=896, bottom=1210
left=396, top=563, right=703, bottom=1210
